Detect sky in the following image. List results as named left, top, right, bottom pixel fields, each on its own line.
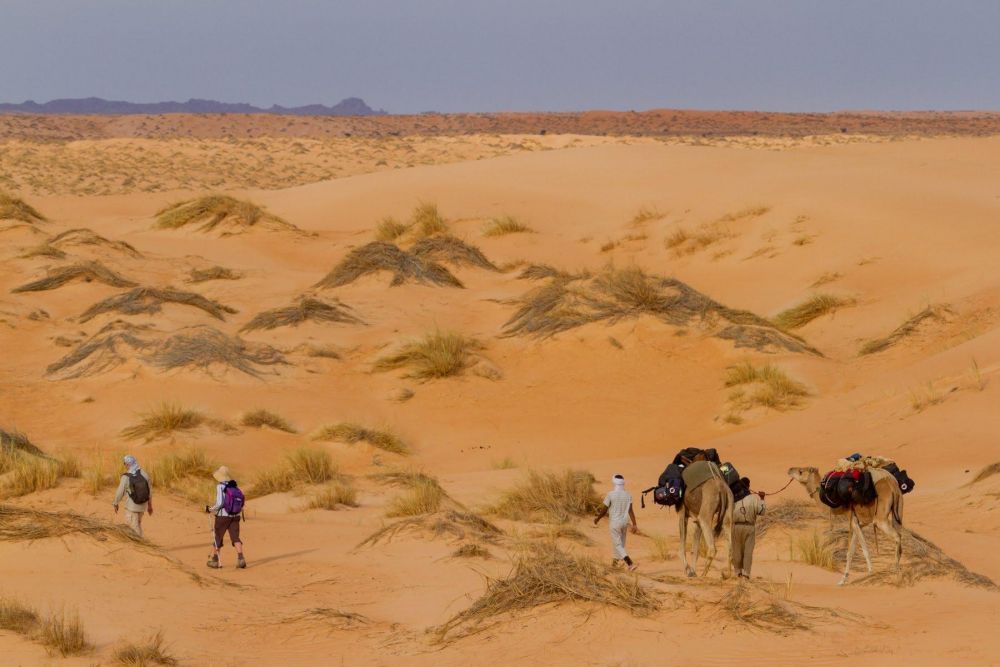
left=1, top=0, right=998, bottom=113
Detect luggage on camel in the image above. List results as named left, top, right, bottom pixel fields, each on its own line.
left=672, top=447, right=721, bottom=467
left=645, top=463, right=684, bottom=507
left=882, top=462, right=915, bottom=494
left=719, top=462, right=749, bottom=502
left=819, top=469, right=877, bottom=508
left=681, top=460, right=720, bottom=494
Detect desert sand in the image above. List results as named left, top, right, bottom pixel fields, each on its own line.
left=1, top=115, right=998, bottom=665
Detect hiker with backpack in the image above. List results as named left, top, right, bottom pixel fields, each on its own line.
left=732, top=477, right=765, bottom=578
left=593, top=474, right=639, bottom=571
left=205, top=466, right=246, bottom=569
left=112, top=455, right=153, bottom=537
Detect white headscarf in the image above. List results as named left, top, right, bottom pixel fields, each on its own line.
left=612, top=474, right=625, bottom=489
left=123, top=455, right=139, bottom=474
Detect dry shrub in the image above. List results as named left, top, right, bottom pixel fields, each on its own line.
left=315, top=241, right=462, bottom=289
left=859, top=305, right=951, bottom=355
left=121, top=403, right=206, bottom=441
left=0, top=427, right=45, bottom=457
left=188, top=265, right=242, bottom=283
left=0, top=596, right=40, bottom=634
left=646, top=533, right=674, bottom=561
left=716, top=580, right=813, bottom=634
left=83, top=449, right=120, bottom=495
left=968, top=462, right=1000, bottom=485
left=725, top=362, right=809, bottom=411
left=716, top=205, right=770, bottom=223
left=411, top=235, right=499, bottom=271
left=147, top=448, right=216, bottom=490
left=502, top=265, right=817, bottom=354
left=46, top=228, right=141, bottom=258
left=0, top=449, right=61, bottom=498
left=493, top=457, right=518, bottom=470
left=386, top=478, right=444, bottom=517
left=909, top=382, right=945, bottom=412
left=155, top=195, right=295, bottom=233
left=374, top=330, right=483, bottom=379
left=453, top=543, right=491, bottom=558
left=435, top=542, right=658, bottom=642
left=631, top=206, right=665, bottom=225
left=241, top=297, right=362, bottom=332
left=249, top=447, right=337, bottom=497
left=483, top=216, right=533, bottom=236
left=665, top=225, right=732, bottom=255
left=774, top=294, right=855, bottom=330
left=756, top=499, right=822, bottom=536
left=145, top=326, right=287, bottom=377
left=38, top=609, right=91, bottom=657
left=408, top=202, right=448, bottom=239
left=312, top=422, right=408, bottom=454
left=0, top=191, right=47, bottom=223
left=810, top=271, right=843, bottom=288
left=795, top=530, right=836, bottom=569
left=489, top=469, right=600, bottom=524
left=12, top=261, right=137, bottom=293
left=527, top=525, right=593, bottom=545
left=113, top=630, right=178, bottom=666
left=359, top=509, right=502, bottom=547
left=46, top=320, right=153, bottom=379
left=241, top=409, right=296, bottom=433
left=79, top=287, right=237, bottom=323
left=375, top=216, right=408, bottom=241
left=0, top=504, right=147, bottom=546
left=517, top=264, right=587, bottom=281
left=20, top=243, right=67, bottom=259
left=308, top=482, right=359, bottom=510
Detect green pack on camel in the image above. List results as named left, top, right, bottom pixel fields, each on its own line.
left=681, top=460, right=723, bottom=493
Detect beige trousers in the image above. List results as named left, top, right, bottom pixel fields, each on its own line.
left=609, top=522, right=629, bottom=560
left=732, top=523, right=755, bottom=576
left=124, top=509, right=144, bottom=538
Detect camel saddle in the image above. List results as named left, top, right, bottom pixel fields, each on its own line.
left=681, top=460, right=721, bottom=494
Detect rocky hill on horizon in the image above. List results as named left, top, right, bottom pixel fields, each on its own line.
left=0, top=96, right=386, bottom=116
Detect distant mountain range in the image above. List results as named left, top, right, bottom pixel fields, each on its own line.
left=0, top=97, right=386, bottom=116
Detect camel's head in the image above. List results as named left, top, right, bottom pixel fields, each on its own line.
left=787, top=466, right=818, bottom=484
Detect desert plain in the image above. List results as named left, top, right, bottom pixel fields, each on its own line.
left=0, top=111, right=999, bottom=666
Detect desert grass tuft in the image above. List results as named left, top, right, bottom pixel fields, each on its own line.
left=147, top=448, right=216, bottom=489
left=411, top=235, right=499, bottom=270
left=386, top=478, right=445, bottom=517
left=453, top=543, right=491, bottom=559
left=0, top=427, right=45, bottom=457
left=774, top=294, right=855, bottom=330
left=716, top=580, right=814, bottom=634
left=630, top=206, right=665, bottom=226
left=79, top=287, right=237, bottom=323
left=0, top=504, right=149, bottom=547
left=145, top=326, right=288, bottom=377
left=241, top=409, right=297, bottom=433
left=716, top=205, right=771, bottom=223
left=241, top=297, right=362, bottom=332
left=188, top=265, right=242, bottom=283
left=858, top=305, right=950, bottom=355
left=121, top=403, right=206, bottom=441
left=968, top=462, right=1000, bottom=485
left=489, top=469, right=600, bottom=524
left=756, top=499, right=822, bottom=536
left=308, top=482, right=359, bottom=510
left=795, top=530, right=836, bottom=569
left=375, top=216, right=409, bottom=242
left=0, top=455, right=61, bottom=498
left=155, top=195, right=295, bottom=233
left=113, top=630, right=178, bottom=666
left=359, top=509, right=500, bottom=547
left=374, top=330, right=483, bottom=379
left=249, top=446, right=338, bottom=496
left=725, top=362, right=809, bottom=411
left=315, top=241, right=463, bottom=289
left=38, top=609, right=91, bottom=657
left=0, top=191, right=47, bottom=223
left=12, top=261, right=137, bottom=293
left=407, top=202, right=448, bottom=239
left=46, top=228, right=141, bottom=257
left=312, top=422, right=408, bottom=454
left=434, top=541, right=658, bottom=642
left=483, top=215, right=534, bottom=237
left=646, top=533, right=674, bottom=561
left=0, top=597, right=40, bottom=634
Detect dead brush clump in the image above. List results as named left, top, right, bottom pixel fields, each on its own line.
left=795, top=530, right=837, bottom=569
left=724, top=362, right=809, bottom=411
left=12, top=261, right=138, bottom=293
left=715, top=205, right=771, bottom=223
left=517, top=264, right=587, bottom=281
left=145, top=326, right=288, bottom=377
left=79, top=287, right=238, bottom=323
left=187, top=265, right=242, bottom=283
left=315, top=241, right=463, bottom=289
left=483, top=215, right=534, bottom=237
left=312, top=422, right=408, bottom=454
left=249, top=446, right=338, bottom=497
left=386, top=478, right=445, bottom=517
left=374, top=330, right=484, bottom=379
left=967, top=462, right=1000, bottom=485
left=453, top=543, right=492, bottom=558
left=241, top=408, right=297, bottom=433
left=713, top=580, right=847, bottom=635
left=47, top=228, right=142, bottom=258
left=308, top=482, right=359, bottom=510
left=112, top=630, right=178, bottom=666
left=411, top=235, right=499, bottom=271
left=774, top=294, right=855, bottom=330
left=859, top=305, right=952, bottom=355
left=665, top=225, right=733, bottom=256
left=241, top=296, right=362, bottom=332
left=155, top=195, right=297, bottom=233
left=0, top=455, right=62, bottom=498
left=489, top=469, right=601, bottom=524
left=1, top=427, right=46, bottom=457
left=120, top=403, right=207, bottom=441
left=0, top=191, right=47, bottom=223
left=359, top=509, right=502, bottom=548
left=407, top=202, right=449, bottom=239
left=434, top=541, right=658, bottom=642
left=0, top=597, right=92, bottom=657
left=755, top=499, right=822, bottom=537
left=375, top=216, right=408, bottom=242
left=0, top=504, right=148, bottom=547
left=46, top=320, right=153, bottom=379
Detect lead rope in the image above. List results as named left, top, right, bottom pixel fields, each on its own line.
left=751, top=478, right=795, bottom=497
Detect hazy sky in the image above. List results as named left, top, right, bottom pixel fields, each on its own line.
left=2, top=1, right=998, bottom=113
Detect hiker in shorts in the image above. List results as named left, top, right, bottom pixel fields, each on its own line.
left=205, top=466, right=246, bottom=569
left=733, top=477, right=765, bottom=578
left=112, top=455, right=153, bottom=538
left=593, top=474, right=639, bottom=571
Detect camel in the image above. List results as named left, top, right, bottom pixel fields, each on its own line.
left=677, top=464, right=734, bottom=578
left=787, top=466, right=904, bottom=585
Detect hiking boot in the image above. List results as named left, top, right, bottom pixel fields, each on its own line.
left=627, top=563, right=639, bottom=572
left=237, top=556, right=247, bottom=569
left=207, top=554, right=221, bottom=569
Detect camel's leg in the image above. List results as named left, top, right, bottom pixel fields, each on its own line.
left=877, top=519, right=903, bottom=571
left=698, top=518, right=717, bottom=577
left=678, top=511, right=694, bottom=577
left=854, top=514, right=873, bottom=574
left=839, top=512, right=859, bottom=586
left=691, top=522, right=702, bottom=574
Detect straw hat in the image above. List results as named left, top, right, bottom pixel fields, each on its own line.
left=212, top=466, right=233, bottom=483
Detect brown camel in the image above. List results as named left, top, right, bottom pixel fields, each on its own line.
left=787, top=466, right=904, bottom=585
left=678, top=464, right=734, bottom=578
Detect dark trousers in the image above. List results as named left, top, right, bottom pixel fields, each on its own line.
left=214, top=515, right=242, bottom=548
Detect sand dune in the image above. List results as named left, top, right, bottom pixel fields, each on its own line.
left=1, top=127, right=998, bottom=665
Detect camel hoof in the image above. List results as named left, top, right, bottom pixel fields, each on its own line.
left=837, top=577, right=849, bottom=587
left=685, top=567, right=696, bottom=578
